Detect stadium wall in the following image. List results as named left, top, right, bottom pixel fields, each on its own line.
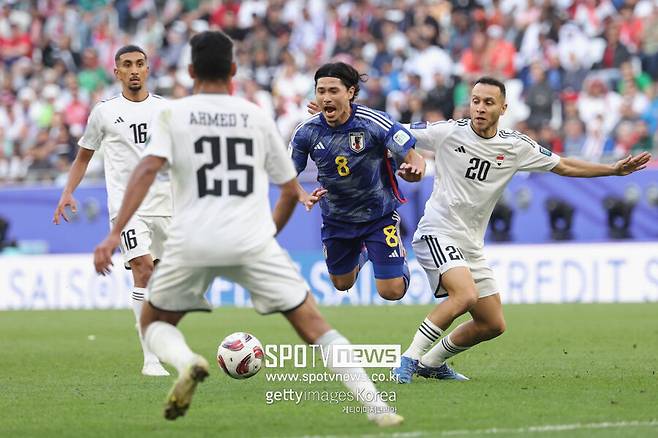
left=1, top=241, right=657, bottom=310
left=1, top=170, right=658, bottom=254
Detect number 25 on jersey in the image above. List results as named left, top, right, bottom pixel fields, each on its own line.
left=194, top=136, right=255, bottom=198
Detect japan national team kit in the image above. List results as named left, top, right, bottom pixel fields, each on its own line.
left=289, top=103, right=416, bottom=280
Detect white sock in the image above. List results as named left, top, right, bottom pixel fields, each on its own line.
left=131, top=287, right=147, bottom=320
left=131, top=287, right=159, bottom=364
left=420, top=333, right=470, bottom=367
left=144, top=321, right=197, bottom=374
left=315, top=330, right=387, bottom=411
left=402, top=318, right=443, bottom=360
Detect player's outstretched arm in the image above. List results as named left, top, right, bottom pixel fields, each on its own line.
left=398, top=149, right=426, bottom=182
left=53, top=147, right=95, bottom=224
left=551, top=152, right=652, bottom=178
left=93, top=156, right=166, bottom=275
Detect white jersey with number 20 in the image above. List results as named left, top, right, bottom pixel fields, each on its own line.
left=408, top=119, right=561, bottom=252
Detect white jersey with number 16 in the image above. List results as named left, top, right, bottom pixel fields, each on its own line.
left=144, top=94, right=297, bottom=266
left=78, top=93, right=172, bottom=220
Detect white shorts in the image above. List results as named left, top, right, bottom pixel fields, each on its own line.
left=148, top=239, right=309, bottom=314
left=412, top=234, right=498, bottom=299
left=112, top=215, right=171, bottom=267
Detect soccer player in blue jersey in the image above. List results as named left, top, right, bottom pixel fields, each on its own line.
left=289, top=62, right=426, bottom=300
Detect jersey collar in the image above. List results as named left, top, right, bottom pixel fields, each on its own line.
left=469, top=120, right=498, bottom=140
left=121, top=92, right=150, bottom=103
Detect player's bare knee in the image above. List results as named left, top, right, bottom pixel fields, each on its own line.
left=377, top=285, right=405, bottom=301
left=450, top=289, right=478, bottom=313
left=332, top=278, right=355, bottom=291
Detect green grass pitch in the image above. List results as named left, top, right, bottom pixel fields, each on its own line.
left=1, top=304, right=657, bottom=437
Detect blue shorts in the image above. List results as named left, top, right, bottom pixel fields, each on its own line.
left=321, top=210, right=406, bottom=279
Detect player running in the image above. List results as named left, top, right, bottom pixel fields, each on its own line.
left=93, top=31, right=403, bottom=427
left=291, top=62, right=426, bottom=301
left=391, top=76, right=651, bottom=383
left=53, top=45, right=170, bottom=377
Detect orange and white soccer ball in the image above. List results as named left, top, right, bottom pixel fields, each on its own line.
left=217, top=332, right=264, bottom=379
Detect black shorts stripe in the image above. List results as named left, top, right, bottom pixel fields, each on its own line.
left=426, top=236, right=447, bottom=265
left=422, top=236, right=442, bottom=267
left=434, top=239, right=448, bottom=265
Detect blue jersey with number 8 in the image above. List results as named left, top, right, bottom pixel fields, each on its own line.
left=289, top=104, right=416, bottom=223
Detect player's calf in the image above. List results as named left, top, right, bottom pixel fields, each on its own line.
left=474, top=318, right=506, bottom=342
left=129, top=254, right=154, bottom=285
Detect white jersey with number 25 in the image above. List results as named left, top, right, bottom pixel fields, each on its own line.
left=144, top=94, right=297, bottom=266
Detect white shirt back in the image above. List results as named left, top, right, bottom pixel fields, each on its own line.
left=144, top=94, right=296, bottom=266
left=409, top=119, right=561, bottom=251
left=78, top=93, right=172, bottom=220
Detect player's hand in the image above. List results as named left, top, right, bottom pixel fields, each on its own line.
left=613, top=152, right=652, bottom=176
left=302, top=187, right=327, bottom=211
left=307, top=101, right=321, bottom=115
left=53, top=193, right=77, bottom=224
left=397, top=162, right=423, bottom=182
left=94, top=233, right=120, bottom=275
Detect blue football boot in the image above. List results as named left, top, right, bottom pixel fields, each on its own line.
left=415, top=362, right=469, bottom=381
left=390, top=356, right=418, bottom=384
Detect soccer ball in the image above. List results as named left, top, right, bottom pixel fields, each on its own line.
left=216, top=332, right=264, bottom=379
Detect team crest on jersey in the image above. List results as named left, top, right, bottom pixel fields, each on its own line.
left=349, top=132, right=365, bottom=153
left=496, top=154, right=505, bottom=166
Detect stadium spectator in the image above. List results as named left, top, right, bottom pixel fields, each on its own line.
left=0, top=21, right=31, bottom=67
left=524, top=61, right=555, bottom=130
left=1, top=0, right=658, bottom=185
left=562, top=118, right=587, bottom=157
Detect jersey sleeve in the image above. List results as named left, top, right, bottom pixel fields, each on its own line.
left=288, top=122, right=311, bottom=175
left=77, top=104, right=103, bottom=150
left=383, top=121, right=416, bottom=162
left=405, top=120, right=455, bottom=152
left=142, top=106, right=174, bottom=163
left=515, top=133, right=561, bottom=172
left=265, top=117, right=297, bottom=184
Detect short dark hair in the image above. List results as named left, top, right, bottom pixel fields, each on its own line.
left=114, top=45, right=147, bottom=64
left=474, top=76, right=506, bottom=99
left=314, top=62, right=367, bottom=102
left=190, top=31, right=234, bottom=81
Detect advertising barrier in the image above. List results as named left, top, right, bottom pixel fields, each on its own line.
left=1, top=241, right=657, bottom=310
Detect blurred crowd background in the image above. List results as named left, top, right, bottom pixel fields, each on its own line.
left=2, top=0, right=658, bottom=185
